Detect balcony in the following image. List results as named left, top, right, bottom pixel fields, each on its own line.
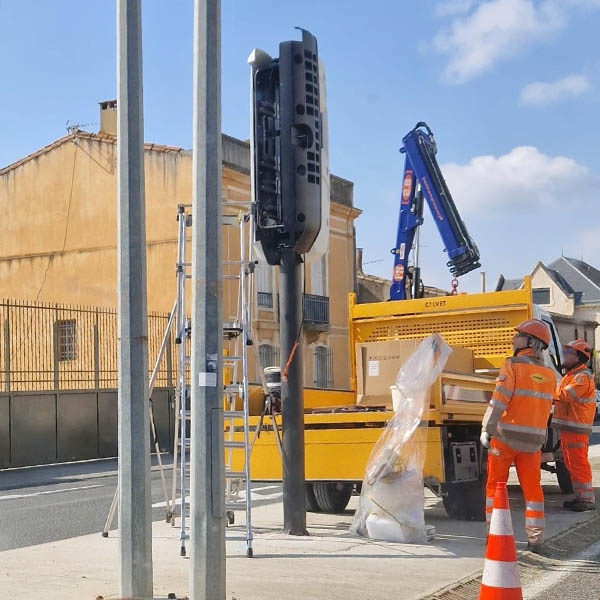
left=302, top=294, right=329, bottom=328
left=269, top=293, right=330, bottom=330
left=257, top=291, right=274, bottom=309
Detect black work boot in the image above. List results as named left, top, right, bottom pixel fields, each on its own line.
left=564, top=499, right=596, bottom=512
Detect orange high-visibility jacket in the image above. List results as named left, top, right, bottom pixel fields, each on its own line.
left=482, top=349, right=556, bottom=453
left=553, top=365, right=595, bottom=434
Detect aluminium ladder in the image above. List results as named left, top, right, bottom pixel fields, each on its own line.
left=169, top=205, right=255, bottom=558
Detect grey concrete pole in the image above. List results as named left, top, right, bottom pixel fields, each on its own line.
left=116, top=0, right=153, bottom=598
left=279, top=248, right=308, bottom=535
left=190, top=0, right=225, bottom=598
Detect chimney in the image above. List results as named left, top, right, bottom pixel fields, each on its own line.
left=99, top=99, right=117, bottom=136
left=480, top=271, right=486, bottom=293
left=356, top=248, right=364, bottom=276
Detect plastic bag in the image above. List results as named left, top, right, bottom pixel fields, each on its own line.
left=350, top=333, right=451, bottom=543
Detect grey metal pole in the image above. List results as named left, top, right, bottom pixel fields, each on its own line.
left=279, top=248, right=308, bottom=535
left=190, top=0, right=225, bottom=597
left=116, top=0, right=153, bottom=598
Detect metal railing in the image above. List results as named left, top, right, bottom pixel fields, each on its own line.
left=303, top=294, right=329, bottom=325
left=257, top=291, right=273, bottom=308
left=0, top=299, right=174, bottom=392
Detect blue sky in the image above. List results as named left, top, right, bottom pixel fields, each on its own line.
left=1, top=0, right=599, bottom=293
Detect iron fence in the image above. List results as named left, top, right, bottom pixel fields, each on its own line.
left=0, top=299, right=174, bottom=392
left=303, top=293, right=329, bottom=325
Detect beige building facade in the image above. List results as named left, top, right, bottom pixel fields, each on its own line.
left=0, top=105, right=360, bottom=390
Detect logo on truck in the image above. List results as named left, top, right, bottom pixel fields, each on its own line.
left=393, top=264, right=405, bottom=282
left=401, top=171, right=413, bottom=205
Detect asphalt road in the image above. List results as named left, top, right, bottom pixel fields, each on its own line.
left=524, top=540, right=600, bottom=600
left=1, top=427, right=597, bottom=554
left=0, top=456, right=282, bottom=552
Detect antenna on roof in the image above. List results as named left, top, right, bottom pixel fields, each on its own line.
left=65, top=120, right=98, bottom=135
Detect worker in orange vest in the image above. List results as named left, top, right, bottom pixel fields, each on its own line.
left=553, top=339, right=596, bottom=512
left=480, top=319, right=556, bottom=553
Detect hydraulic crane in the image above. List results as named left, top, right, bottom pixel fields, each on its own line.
left=390, top=122, right=480, bottom=300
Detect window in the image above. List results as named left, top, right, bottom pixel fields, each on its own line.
left=313, top=345, right=333, bottom=389
left=258, top=344, right=279, bottom=373
left=584, top=330, right=588, bottom=343
left=575, top=328, right=579, bottom=340
left=310, top=253, right=328, bottom=297
left=256, top=261, right=273, bottom=308
left=57, top=319, right=77, bottom=361
left=532, top=287, right=550, bottom=305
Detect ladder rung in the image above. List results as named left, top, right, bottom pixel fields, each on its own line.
left=223, top=261, right=245, bottom=265
left=224, top=356, right=243, bottom=361
left=225, top=502, right=247, bottom=511
left=177, top=439, right=191, bottom=447
left=224, top=384, right=241, bottom=394
left=224, top=441, right=246, bottom=449
left=223, top=275, right=240, bottom=280
left=224, top=411, right=245, bottom=419
left=225, top=471, right=246, bottom=479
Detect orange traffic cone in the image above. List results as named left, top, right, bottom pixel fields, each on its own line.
left=479, top=482, right=522, bottom=600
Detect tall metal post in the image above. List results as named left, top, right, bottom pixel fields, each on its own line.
left=279, top=248, right=308, bottom=535
left=190, top=0, right=225, bottom=598
left=116, top=1, right=153, bottom=598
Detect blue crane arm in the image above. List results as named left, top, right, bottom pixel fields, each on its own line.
left=390, top=122, right=480, bottom=300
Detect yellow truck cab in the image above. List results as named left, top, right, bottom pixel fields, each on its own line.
left=231, top=276, right=565, bottom=520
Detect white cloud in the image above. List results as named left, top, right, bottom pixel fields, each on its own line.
left=435, top=0, right=477, bottom=16
left=433, top=0, right=583, bottom=83
left=567, top=225, right=600, bottom=258
left=520, top=74, right=591, bottom=106
left=440, top=146, right=595, bottom=213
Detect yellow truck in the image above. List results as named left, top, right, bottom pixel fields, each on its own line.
left=231, top=275, right=565, bottom=521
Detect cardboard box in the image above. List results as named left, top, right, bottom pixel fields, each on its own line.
left=355, top=339, right=474, bottom=407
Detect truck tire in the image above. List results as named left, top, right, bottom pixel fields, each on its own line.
left=556, top=460, right=573, bottom=493
left=442, top=479, right=486, bottom=521
left=313, top=482, right=353, bottom=513
left=305, top=483, right=321, bottom=512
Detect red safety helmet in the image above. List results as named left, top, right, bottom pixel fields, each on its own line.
left=515, top=319, right=551, bottom=347
left=563, top=339, right=592, bottom=360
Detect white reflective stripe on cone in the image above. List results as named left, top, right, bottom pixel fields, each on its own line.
left=481, top=559, right=521, bottom=588
left=489, top=508, right=514, bottom=536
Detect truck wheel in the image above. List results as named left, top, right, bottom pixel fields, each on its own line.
left=305, top=483, right=321, bottom=512
left=442, top=479, right=486, bottom=521
left=313, top=482, right=353, bottom=513
left=556, top=460, right=573, bottom=493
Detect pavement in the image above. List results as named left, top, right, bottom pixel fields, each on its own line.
left=1, top=442, right=599, bottom=600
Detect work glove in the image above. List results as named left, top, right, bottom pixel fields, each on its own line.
left=480, top=431, right=491, bottom=449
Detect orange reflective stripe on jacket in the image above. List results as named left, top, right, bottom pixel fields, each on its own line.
left=553, top=365, right=595, bottom=434
left=482, top=350, right=555, bottom=453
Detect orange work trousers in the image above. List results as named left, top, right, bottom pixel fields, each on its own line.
left=561, top=431, right=594, bottom=502
left=486, top=438, right=545, bottom=544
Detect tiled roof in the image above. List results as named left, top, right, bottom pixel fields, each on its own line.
left=495, top=276, right=524, bottom=291
left=548, top=256, right=600, bottom=305
left=0, top=130, right=185, bottom=177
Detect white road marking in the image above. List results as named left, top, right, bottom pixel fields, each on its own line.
left=522, top=538, right=600, bottom=599
left=0, top=484, right=103, bottom=502
left=152, top=486, right=282, bottom=509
